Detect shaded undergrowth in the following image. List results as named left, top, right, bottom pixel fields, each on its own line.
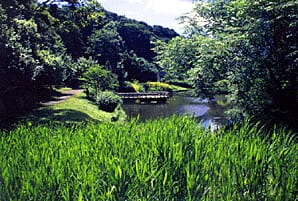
left=20, top=92, right=125, bottom=127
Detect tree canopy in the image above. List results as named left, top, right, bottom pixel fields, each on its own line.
left=154, top=0, right=298, bottom=129
left=0, top=0, right=178, bottom=123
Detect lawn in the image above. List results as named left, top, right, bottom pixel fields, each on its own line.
left=24, top=91, right=126, bottom=125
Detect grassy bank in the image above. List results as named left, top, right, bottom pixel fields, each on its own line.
left=0, top=116, right=297, bottom=200
left=24, top=92, right=126, bottom=125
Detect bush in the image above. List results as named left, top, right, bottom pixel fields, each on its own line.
left=97, top=91, right=122, bottom=112
left=147, top=82, right=172, bottom=91
left=118, top=81, right=135, bottom=92
left=168, top=80, right=192, bottom=88
left=131, top=81, right=145, bottom=92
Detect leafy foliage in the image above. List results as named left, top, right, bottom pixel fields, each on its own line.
left=155, top=0, right=298, bottom=129
left=97, top=91, right=122, bottom=112
left=106, top=11, right=179, bottom=61
left=147, top=82, right=172, bottom=91
left=0, top=116, right=297, bottom=200
left=80, top=57, right=118, bottom=100
left=0, top=0, right=178, bottom=124
left=121, top=51, right=158, bottom=82
left=153, top=36, right=197, bottom=81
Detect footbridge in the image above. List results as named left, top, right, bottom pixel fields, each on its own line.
left=117, top=91, right=170, bottom=102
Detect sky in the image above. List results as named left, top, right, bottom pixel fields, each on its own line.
left=97, top=0, right=195, bottom=34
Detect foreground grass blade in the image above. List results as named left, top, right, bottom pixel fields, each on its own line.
left=0, top=116, right=297, bottom=200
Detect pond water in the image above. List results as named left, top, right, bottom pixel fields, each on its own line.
left=122, top=92, right=231, bottom=129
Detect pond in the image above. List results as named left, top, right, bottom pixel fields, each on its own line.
left=122, top=92, right=231, bottom=129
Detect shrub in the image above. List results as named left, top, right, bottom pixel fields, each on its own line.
left=147, top=82, right=172, bottom=91
left=97, top=91, right=122, bottom=112
left=119, top=81, right=135, bottom=92
left=131, top=83, right=145, bottom=92
left=168, top=80, right=192, bottom=88
left=131, top=83, right=140, bottom=92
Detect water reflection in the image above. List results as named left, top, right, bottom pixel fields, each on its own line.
left=122, top=93, right=230, bottom=129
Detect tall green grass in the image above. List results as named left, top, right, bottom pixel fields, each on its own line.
left=0, top=116, right=297, bottom=200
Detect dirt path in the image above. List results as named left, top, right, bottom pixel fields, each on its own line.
left=40, top=89, right=84, bottom=106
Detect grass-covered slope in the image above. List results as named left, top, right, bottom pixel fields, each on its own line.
left=0, top=116, right=297, bottom=200
left=25, top=92, right=125, bottom=125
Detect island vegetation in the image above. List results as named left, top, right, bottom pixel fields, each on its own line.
left=0, top=0, right=297, bottom=200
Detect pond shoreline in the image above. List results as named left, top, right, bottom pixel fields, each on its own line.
left=122, top=92, right=231, bottom=129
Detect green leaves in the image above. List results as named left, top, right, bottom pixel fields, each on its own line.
left=153, top=36, right=197, bottom=81
left=78, top=57, right=118, bottom=99
left=0, top=117, right=297, bottom=200
left=166, top=0, right=298, bottom=128
left=97, top=91, right=122, bottom=112
left=86, top=22, right=127, bottom=83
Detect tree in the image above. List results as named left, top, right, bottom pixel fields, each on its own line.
left=0, top=3, right=46, bottom=119
left=86, top=22, right=126, bottom=82
left=0, top=0, right=37, bottom=18
left=153, top=36, right=198, bottom=82
left=79, top=57, right=118, bottom=99
left=162, top=0, right=298, bottom=128
left=0, top=1, right=75, bottom=122
left=1, top=17, right=40, bottom=88
left=121, top=51, right=158, bottom=82
left=188, top=35, right=232, bottom=97
left=117, top=22, right=155, bottom=61
left=50, top=0, right=105, bottom=59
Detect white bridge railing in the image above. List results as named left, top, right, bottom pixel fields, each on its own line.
left=117, top=91, right=170, bottom=99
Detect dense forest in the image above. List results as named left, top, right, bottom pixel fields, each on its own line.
left=0, top=0, right=178, bottom=124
